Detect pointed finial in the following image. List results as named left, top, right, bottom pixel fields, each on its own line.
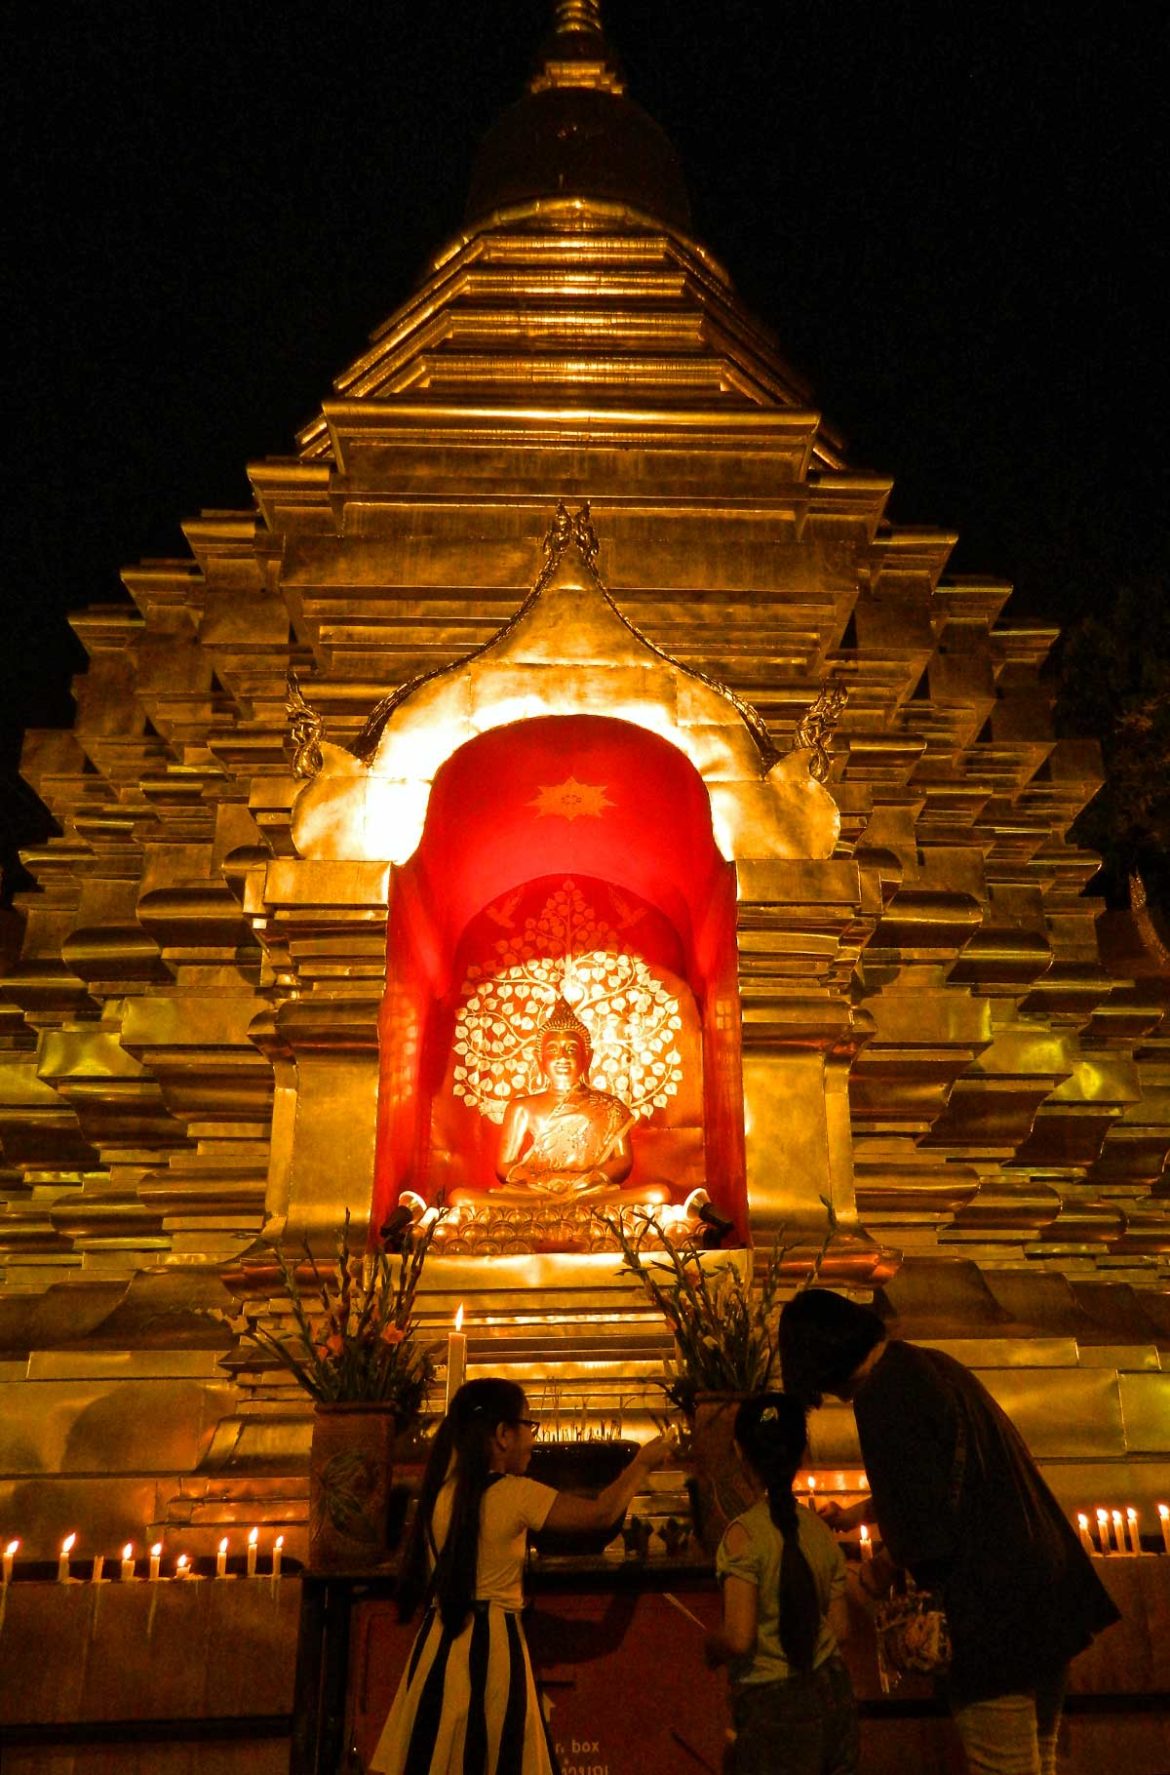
left=553, top=0, right=605, bottom=31
left=531, top=0, right=624, bottom=93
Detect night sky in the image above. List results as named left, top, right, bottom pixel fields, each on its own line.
left=5, top=2, right=1165, bottom=897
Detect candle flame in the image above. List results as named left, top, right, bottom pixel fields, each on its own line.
left=61, top=1533, right=76, bottom=1555
left=454, top=1303, right=464, bottom=1332
left=1159, top=1505, right=1169, bottom=1521
left=1077, top=1514, right=1089, bottom=1529
left=1127, top=1507, right=1137, bottom=1521
left=176, top=1555, right=188, bottom=1573
left=274, top=1535, right=284, bottom=1550
left=1095, top=1508, right=1108, bottom=1524
left=218, top=1537, right=229, bottom=1555
left=123, top=1543, right=133, bottom=1559
left=151, top=1542, right=162, bottom=1557
left=248, top=1527, right=259, bottom=1546
left=859, top=1524, right=870, bottom=1544
left=807, top=1475, right=816, bottom=1493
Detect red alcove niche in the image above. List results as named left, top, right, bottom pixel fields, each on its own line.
left=373, top=714, right=747, bottom=1238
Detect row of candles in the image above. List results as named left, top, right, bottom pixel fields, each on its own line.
left=1, top=1527, right=285, bottom=1586
left=1076, top=1505, right=1170, bottom=1557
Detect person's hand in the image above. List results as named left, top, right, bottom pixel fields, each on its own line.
left=812, top=1499, right=853, bottom=1532
left=633, top=1434, right=671, bottom=1472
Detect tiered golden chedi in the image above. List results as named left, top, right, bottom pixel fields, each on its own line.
left=0, top=1, right=1167, bottom=1559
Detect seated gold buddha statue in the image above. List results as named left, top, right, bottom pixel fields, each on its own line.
left=478, top=997, right=668, bottom=1206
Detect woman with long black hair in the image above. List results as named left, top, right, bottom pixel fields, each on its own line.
left=704, top=1393, right=858, bottom=1775
left=369, top=1377, right=667, bottom=1775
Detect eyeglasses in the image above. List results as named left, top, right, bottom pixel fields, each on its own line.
left=510, top=1418, right=540, bottom=1435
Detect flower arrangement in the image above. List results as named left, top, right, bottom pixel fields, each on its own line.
left=242, top=1208, right=443, bottom=1420
left=603, top=1202, right=836, bottom=1416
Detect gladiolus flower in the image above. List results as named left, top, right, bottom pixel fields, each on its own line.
left=381, top=1323, right=405, bottom=1346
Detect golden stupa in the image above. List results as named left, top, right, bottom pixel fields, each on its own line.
left=0, top=0, right=1166, bottom=1589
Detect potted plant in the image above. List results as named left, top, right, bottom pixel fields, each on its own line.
left=604, top=1206, right=834, bottom=1550
left=240, top=1208, right=443, bottom=1572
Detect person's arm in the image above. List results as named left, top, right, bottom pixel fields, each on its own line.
left=704, top=1524, right=757, bottom=1666
left=542, top=1436, right=668, bottom=1534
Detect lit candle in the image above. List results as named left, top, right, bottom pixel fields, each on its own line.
left=216, top=1537, right=229, bottom=1579
left=272, top=1535, right=284, bottom=1580
left=1077, top=1514, right=1094, bottom=1556
left=1095, top=1508, right=1112, bottom=1553
left=91, top=1554, right=105, bottom=1584
left=807, top=1474, right=817, bottom=1503
left=246, top=1527, right=259, bottom=1577
left=57, top=1533, right=76, bottom=1582
left=1126, top=1508, right=1141, bottom=1556
left=859, top=1523, right=873, bottom=1563
left=120, top=1544, right=135, bottom=1582
left=445, top=1305, right=467, bottom=1410
left=1159, top=1505, right=1170, bottom=1556
left=2, top=1540, right=17, bottom=1585
left=1111, top=1509, right=1125, bottom=1554
left=175, top=1554, right=190, bottom=1580
left=149, top=1542, right=162, bottom=1581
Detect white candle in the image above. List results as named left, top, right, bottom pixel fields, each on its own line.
left=1158, top=1505, right=1170, bottom=1556
left=2, top=1540, right=17, bottom=1585
left=445, top=1305, right=467, bottom=1410
left=1111, top=1510, right=1125, bottom=1554
left=246, top=1527, right=259, bottom=1577
left=120, top=1544, right=135, bottom=1582
left=807, top=1474, right=817, bottom=1503
left=216, top=1537, right=229, bottom=1579
left=859, top=1523, right=873, bottom=1563
left=272, top=1535, right=284, bottom=1580
left=1095, top=1508, right=1112, bottom=1553
left=57, top=1533, right=76, bottom=1582
left=175, top=1554, right=190, bottom=1580
left=149, top=1542, right=162, bottom=1581
left=91, top=1554, right=105, bottom=1584
left=1126, top=1508, right=1141, bottom=1556
left=1077, top=1514, right=1094, bottom=1556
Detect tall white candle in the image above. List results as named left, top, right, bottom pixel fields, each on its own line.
left=445, top=1305, right=467, bottom=1410
left=2, top=1540, right=17, bottom=1585
left=57, top=1533, right=76, bottom=1582
left=272, top=1535, right=284, bottom=1580
left=859, top=1524, right=873, bottom=1563
left=1111, top=1510, right=1125, bottom=1555
left=148, top=1542, right=162, bottom=1582
left=1077, top=1514, right=1094, bottom=1556
left=91, top=1554, right=105, bottom=1584
left=216, top=1537, right=229, bottom=1579
left=1095, top=1508, right=1112, bottom=1554
left=120, top=1544, right=135, bottom=1582
left=246, top=1527, right=259, bottom=1578
left=1126, top=1508, right=1141, bottom=1556
left=1158, top=1505, right=1170, bottom=1556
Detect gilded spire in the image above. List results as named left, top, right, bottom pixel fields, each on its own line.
left=530, top=0, right=625, bottom=94
left=553, top=0, right=604, bottom=30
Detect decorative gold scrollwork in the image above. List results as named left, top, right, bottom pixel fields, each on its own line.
left=286, top=670, right=324, bottom=780
left=793, top=682, right=848, bottom=784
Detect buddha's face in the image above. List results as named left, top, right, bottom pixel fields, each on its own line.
left=540, top=1032, right=589, bottom=1091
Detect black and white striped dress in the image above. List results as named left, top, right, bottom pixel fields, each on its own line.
left=369, top=1474, right=558, bottom=1775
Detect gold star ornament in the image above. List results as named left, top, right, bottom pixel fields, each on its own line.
left=528, top=776, right=614, bottom=822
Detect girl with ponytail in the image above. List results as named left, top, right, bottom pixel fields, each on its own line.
left=704, top=1393, right=858, bottom=1775
left=370, top=1377, right=666, bottom=1775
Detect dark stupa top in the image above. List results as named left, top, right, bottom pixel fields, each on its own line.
left=465, top=0, right=692, bottom=232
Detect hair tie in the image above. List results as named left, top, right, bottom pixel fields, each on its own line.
left=759, top=1405, right=779, bottom=1423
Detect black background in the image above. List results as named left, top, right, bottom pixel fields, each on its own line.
left=5, top=1, right=1166, bottom=894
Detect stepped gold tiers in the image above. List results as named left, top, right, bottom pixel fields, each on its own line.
left=0, top=0, right=1167, bottom=1574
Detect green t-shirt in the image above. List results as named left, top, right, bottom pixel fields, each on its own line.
left=715, top=1497, right=846, bottom=1688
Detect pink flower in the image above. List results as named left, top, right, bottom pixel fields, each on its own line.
left=381, top=1323, right=405, bottom=1347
